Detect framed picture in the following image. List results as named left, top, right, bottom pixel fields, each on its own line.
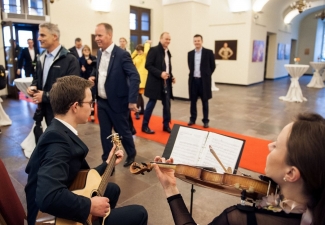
left=277, top=43, right=285, bottom=60
left=252, top=40, right=265, bottom=62
left=215, top=40, right=237, bottom=60
left=284, top=44, right=291, bottom=60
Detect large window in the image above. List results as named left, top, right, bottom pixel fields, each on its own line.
left=1, top=0, right=47, bottom=15
left=130, top=6, right=150, bottom=52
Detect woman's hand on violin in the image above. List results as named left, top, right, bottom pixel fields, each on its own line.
left=153, top=156, right=179, bottom=198
left=106, top=145, right=124, bottom=165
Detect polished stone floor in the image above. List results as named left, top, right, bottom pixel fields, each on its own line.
left=1, top=76, right=325, bottom=225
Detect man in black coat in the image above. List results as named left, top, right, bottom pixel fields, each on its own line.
left=25, top=75, right=148, bottom=225
left=187, top=34, right=216, bottom=128
left=17, top=39, right=39, bottom=77
left=142, top=32, right=176, bottom=134
left=69, top=37, right=83, bottom=59
left=26, top=23, right=80, bottom=126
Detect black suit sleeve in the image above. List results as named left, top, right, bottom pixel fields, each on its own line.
left=17, top=48, right=25, bottom=69
left=121, top=51, right=140, bottom=103
left=145, top=47, right=163, bottom=79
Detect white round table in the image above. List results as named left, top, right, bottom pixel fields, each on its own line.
left=14, top=77, right=47, bottom=158
left=279, top=64, right=309, bottom=103
left=212, top=61, right=219, bottom=91
left=307, top=62, right=325, bottom=88
left=0, top=71, right=12, bottom=127
left=14, top=77, right=33, bottom=96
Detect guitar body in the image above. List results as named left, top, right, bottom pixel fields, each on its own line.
left=55, top=169, right=110, bottom=225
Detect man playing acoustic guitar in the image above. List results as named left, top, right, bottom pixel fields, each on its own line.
left=25, top=76, right=148, bottom=225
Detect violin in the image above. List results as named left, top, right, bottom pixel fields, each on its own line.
left=130, top=162, right=278, bottom=203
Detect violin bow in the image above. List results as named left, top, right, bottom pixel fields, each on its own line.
left=209, top=145, right=232, bottom=174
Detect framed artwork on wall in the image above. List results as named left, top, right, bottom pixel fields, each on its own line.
left=215, top=40, right=237, bottom=60
left=277, top=43, right=285, bottom=60
left=252, top=40, right=265, bottom=62
left=284, top=44, right=291, bottom=60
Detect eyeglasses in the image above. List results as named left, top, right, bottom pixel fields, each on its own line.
left=79, top=100, right=95, bottom=108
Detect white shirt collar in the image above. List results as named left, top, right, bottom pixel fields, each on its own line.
left=47, top=45, right=61, bottom=57
left=54, top=118, right=78, bottom=136
left=101, top=43, right=115, bottom=55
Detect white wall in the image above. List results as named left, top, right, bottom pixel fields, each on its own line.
left=48, top=0, right=163, bottom=49
left=163, top=1, right=210, bottom=98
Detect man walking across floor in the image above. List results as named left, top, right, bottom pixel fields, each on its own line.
left=89, top=23, right=139, bottom=167
left=141, top=32, right=175, bottom=134
left=26, top=22, right=80, bottom=126
left=17, top=38, right=39, bottom=77
left=187, top=34, right=216, bottom=128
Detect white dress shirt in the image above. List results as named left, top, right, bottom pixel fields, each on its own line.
left=28, top=48, right=35, bottom=61
left=97, top=43, right=115, bottom=99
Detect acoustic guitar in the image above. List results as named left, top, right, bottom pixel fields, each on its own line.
left=55, top=133, right=121, bottom=225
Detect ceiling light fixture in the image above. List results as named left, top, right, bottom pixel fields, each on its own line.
left=290, top=0, right=311, bottom=13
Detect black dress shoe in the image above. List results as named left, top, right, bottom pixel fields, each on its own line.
left=163, top=126, right=172, bottom=133
left=203, top=123, right=209, bottom=128
left=131, top=127, right=137, bottom=135
left=142, top=127, right=155, bottom=134
left=188, top=121, right=195, bottom=126
left=123, top=156, right=135, bottom=167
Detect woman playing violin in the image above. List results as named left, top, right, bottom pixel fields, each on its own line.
left=153, top=112, right=325, bottom=225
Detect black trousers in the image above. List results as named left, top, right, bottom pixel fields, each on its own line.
left=97, top=97, right=136, bottom=161
left=190, top=78, right=209, bottom=123
left=102, top=183, right=148, bottom=225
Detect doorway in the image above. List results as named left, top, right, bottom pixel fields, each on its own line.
left=1, top=22, right=39, bottom=98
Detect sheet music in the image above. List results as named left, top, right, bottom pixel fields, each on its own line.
left=198, top=132, right=244, bottom=173
left=170, top=127, right=208, bottom=165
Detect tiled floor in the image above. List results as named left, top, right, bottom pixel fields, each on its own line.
left=1, top=76, right=325, bottom=225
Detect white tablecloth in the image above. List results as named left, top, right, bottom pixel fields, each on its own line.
left=279, top=64, right=309, bottom=103
left=307, top=62, right=325, bottom=88
left=212, top=61, right=219, bottom=91
left=14, top=77, right=33, bottom=96
left=14, top=77, right=47, bottom=158
left=0, top=97, right=12, bottom=126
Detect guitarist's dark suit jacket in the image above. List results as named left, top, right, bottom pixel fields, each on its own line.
left=94, top=44, right=139, bottom=161
left=25, top=119, right=108, bottom=224
left=17, top=47, right=39, bottom=77
left=188, top=47, right=216, bottom=123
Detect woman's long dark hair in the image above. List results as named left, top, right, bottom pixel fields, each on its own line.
left=286, top=113, right=325, bottom=225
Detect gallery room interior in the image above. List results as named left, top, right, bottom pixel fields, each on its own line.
left=0, top=0, right=325, bottom=224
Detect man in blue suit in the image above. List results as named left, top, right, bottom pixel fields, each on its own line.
left=89, top=23, right=139, bottom=167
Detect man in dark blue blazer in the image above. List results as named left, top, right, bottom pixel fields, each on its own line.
left=89, top=23, right=140, bottom=167
left=187, top=34, right=216, bottom=128
left=25, top=76, right=147, bottom=225
left=17, top=39, right=39, bottom=77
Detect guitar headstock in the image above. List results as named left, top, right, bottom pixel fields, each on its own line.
left=129, top=162, right=153, bottom=175
left=107, top=133, right=122, bottom=150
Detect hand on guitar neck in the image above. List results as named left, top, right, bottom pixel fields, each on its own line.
left=89, top=145, right=123, bottom=218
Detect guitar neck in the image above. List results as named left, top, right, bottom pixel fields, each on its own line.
left=98, top=146, right=119, bottom=196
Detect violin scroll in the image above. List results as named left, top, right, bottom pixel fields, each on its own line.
left=130, top=162, right=154, bottom=175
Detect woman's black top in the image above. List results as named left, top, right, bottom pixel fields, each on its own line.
left=79, top=55, right=96, bottom=80
left=167, top=194, right=302, bottom=225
